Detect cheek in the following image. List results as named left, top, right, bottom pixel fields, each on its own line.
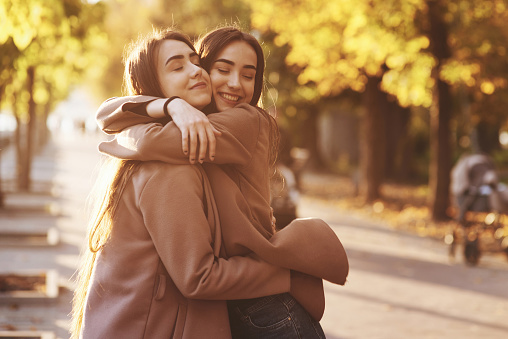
left=160, top=75, right=184, bottom=97
left=209, top=73, right=223, bottom=92
left=159, top=79, right=172, bottom=97
left=243, top=81, right=255, bottom=101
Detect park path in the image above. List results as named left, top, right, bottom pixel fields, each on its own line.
left=0, top=130, right=104, bottom=338
left=299, top=193, right=508, bottom=339
left=1, top=130, right=507, bottom=338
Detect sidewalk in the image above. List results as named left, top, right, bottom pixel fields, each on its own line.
left=0, top=130, right=104, bottom=338
left=299, top=196, right=508, bottom=339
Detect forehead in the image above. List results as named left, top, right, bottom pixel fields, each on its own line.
left=157, top=39, right=195, bottom=64
left=215, top=40, right=257, bottom=66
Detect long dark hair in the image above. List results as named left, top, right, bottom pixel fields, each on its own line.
left=71, top=28, right=193, bottom=338
left=196, top=26, right=265, bottom=108
left=196, top=26, right=279, bottom=167
left=124, top=29, right=196, bottom=96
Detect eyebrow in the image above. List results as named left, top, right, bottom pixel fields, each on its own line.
left=215, top=58, right=257, bottom=71
left=165, top=52, right=198, bottom=66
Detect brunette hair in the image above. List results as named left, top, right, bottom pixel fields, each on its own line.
left=123, top=29, right=196, bottom=96
left=196, top=26, right=265, bottom=108
left=196, top=26, right=280, bottom=166
left=71, top=28, right=192, bottom=338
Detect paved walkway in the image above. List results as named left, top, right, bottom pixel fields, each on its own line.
left=299, top=197, right=508, bottom=339
left=1, top=130, right=507, bottom=338
left=0, top=130, right=104, bottom=338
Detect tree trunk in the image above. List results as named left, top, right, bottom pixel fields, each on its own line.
left=476, top=118, right=501, bottom=153
left=384, top=100, right=410, bottom=181
left=0, top=85, right=4, bottom=207
left=14, top=113, right=26, bottom=191
left=361, top=75, right=386, bottom=202
left=39, top=90, right=53, bottom=146
left=428, top=0, right=453, bottom=220
left=302, top=107, right=325, bottom=170
left=18, top=66, right=36, bottom=191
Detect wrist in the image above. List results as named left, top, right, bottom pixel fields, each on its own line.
left=146, top=98, right=168, bottom=118
left=163, top=96, right=181, bottom=118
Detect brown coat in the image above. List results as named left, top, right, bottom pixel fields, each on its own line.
left=98, top=99, right=348, bottom=281
left=97, top=98, right=349, bottom=322
left=82, top=162, right=291, bottom=338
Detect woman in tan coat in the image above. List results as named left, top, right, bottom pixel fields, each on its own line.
left=71, top=29, right=326, bottom=339
left=95, top=27, right=349, bottom=338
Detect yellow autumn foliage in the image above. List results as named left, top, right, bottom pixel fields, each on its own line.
left=248, top=0, right=433, bottom=106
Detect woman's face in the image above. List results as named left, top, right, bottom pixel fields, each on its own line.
left=209, top=40, right=257, bottom=112
left=157, top=40, right=212, bottom=109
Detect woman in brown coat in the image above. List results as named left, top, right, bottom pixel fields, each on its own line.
left=95, top=27, right=349, bottom=338
left=71, top=29, right=324, bottom=339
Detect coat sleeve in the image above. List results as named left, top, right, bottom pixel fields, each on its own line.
left=96, top=96, right=161, bottom=134
left=139, top=164, right=290, bottom=300
left=98, top=103, right=262, bottom=168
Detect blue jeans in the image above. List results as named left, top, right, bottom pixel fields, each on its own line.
left=227, top=293, right=326, bottom=339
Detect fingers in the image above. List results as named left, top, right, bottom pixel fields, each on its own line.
left=188, top=127, right=198, bottom=164
left=197, top=124, right=208, bottom=163
left=205, top=125, right=216, bottom=161
left=180, top=127, right=189, bottom=156
left=188, top=121, right=211, bottom=164
left=175, top=115, right=220, bottom=164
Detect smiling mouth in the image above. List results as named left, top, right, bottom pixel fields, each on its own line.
left=191, top=82, right=207, bottom=89
left=219, top=93, right=241, bottom=102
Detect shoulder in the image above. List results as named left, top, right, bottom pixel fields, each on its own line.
left=208, top=104, right=271, bottom=129
left=232, top=103, right=267, bottom=120
left=237, top=104, right=272, bottom=127
left=135, top=162, right=203, bottom=184
left=137, top=163, right=207, bottom=198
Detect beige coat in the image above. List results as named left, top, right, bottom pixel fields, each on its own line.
left=82, top=162, right=291, bottom=338
left=97, top=99, right=349, bottom=326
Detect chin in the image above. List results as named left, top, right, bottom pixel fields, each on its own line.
left=190, top=96, right=212, bottom=109
left=217, top=105, right=230, bottom=112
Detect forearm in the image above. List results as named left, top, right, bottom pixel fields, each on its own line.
left=145, top=98, right=167, bottom=118
left=99, top=106, right=260, bottom=166
left=97, top=96, right=200, bottom=131
left=96, top=95, right=161, bottom=133
left=98, top=123, right=190, bottom=164
left=142, top=164, right=290, bottom=300
left=180, top=255, right=291, bottom=300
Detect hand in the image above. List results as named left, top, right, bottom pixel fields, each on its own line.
left=167, top=99, right=221, bottom=164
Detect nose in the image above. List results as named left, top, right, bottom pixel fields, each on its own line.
left=227, top=73, right=241, bottom=89
left=190, top=63, right=203, bottom=78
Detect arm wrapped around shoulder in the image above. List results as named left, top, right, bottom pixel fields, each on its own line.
left=96, top=96, right=160, bottom=133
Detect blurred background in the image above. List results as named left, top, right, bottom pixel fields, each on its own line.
left=2, top=0, right=508, bottom=221
left=1, top=0, right=508, bottom=338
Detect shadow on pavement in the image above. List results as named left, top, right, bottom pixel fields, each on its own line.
left=328, top=286, right=508, bottom=334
